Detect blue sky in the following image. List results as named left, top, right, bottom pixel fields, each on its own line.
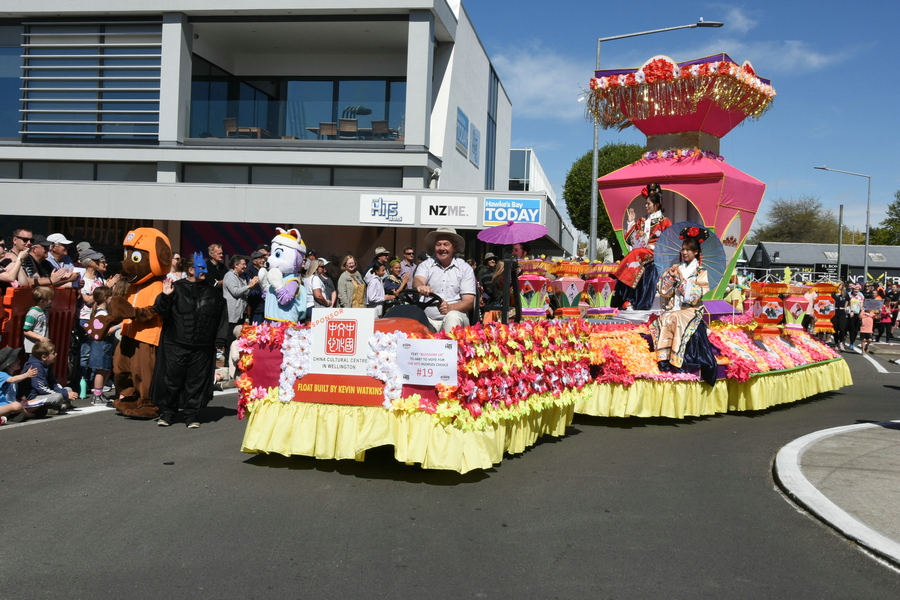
left=465, top=1, right=900, bottom=240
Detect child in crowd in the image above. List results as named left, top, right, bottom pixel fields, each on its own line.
left=859, top=309, right=875, bottom=354
left=0, top=347, right=41, bottom=424
left=365, top=262, right=386, bottom=318
left=19, top=341, right=78, bottom=414
left=87, top=286, right=118, bottom=405
left=23, top=285, right=53, bottom=353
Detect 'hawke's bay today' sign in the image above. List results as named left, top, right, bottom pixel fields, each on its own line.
left=483, top=198, right=542, bottom=226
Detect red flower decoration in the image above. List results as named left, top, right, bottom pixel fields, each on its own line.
left=641, top=187, right=649, bottom=198
left=688, top=226, right=700, bottom=237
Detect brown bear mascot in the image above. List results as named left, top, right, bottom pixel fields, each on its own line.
left=87, top=227, right=171, bottom=419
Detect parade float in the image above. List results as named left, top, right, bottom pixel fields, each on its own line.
left=237, top=53, right=852, bottom=473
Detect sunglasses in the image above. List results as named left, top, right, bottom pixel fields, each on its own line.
left=404, top=251, right=414, bottom=255
left=15, top=235, right=32, bottom=243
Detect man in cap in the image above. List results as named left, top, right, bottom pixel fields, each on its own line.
left=413, top=227, right=476, bottom=331
left=365, top=246, right=392, bottom=283
left=46, top=233, right=75, bottom=272
left=22, top=235, right=78, bottom=287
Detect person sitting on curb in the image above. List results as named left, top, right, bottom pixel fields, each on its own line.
left=19, top=341, right=78, bottom=415
left=0, top=347, right=41, bottom=424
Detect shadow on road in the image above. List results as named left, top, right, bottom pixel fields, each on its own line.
left=571, top=414, right=711, bottom=428
left=854, top=419, right=900, bottom=431
left=242, top=445, right=490, bottom=485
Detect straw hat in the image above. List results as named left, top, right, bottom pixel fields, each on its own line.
left=424, top=227, right=465, bottom=253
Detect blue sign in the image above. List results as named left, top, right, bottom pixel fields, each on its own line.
left=455, top=108, right=469, bottom=157
left=469, top=124, right=480, bottom=168
left=483, top=198, right=542, bottom=226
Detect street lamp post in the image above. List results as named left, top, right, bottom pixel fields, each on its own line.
left=814, top=166, right=872, bottom=284
left=588, top=19, right=723, bottom=261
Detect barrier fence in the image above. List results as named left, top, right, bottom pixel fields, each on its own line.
left=1, top=286, right=78, bottom=383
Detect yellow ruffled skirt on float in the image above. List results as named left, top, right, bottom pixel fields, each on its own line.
left=240, top=360, right=851, bottom=474
left=575, top=359, right=852, bottom=418
left=241, top=399, right=575, bottom=474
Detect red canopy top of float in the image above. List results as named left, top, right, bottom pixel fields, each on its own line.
left=588, top=53, right=775, bottom=138
left=597, top=153, right=765, bottom=242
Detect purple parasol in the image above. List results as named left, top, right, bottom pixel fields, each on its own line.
left=477, top=221, right=548, bottom=245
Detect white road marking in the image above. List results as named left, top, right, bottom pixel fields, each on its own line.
left=863, top=353, right=889, bottom=374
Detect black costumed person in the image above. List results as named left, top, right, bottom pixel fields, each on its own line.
left=153, top=253, right=226, bottom=428
left=650, top=226, right=719, bottom=386
left=611, top=182, right=672, bottom=310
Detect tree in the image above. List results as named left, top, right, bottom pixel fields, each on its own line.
left=562, top=142, right=645, bottom=252
left=749, top=195, right=843, bottom=244
left=871, top=190, right=900, bottom=245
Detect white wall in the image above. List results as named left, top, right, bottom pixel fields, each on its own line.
left=432, top=6, right=509, bottom=191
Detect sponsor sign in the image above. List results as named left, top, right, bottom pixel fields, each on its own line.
left=397, top=339, right=458, bottom=386
left=359, top=194, right=415, bottom=225
left=291, top=373, right=385, bottom=406
left=309, top=308, right=375, bottom=377
left=469, top=124, right=480, bottom=168
left=483, top=198, right=542, bottom=226
left=456, top=108, right=469, bottom=157
left=421, top=196, right=478, bottom=227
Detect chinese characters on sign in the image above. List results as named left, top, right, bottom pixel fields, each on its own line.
left=309, top=308, right=375, bottom=376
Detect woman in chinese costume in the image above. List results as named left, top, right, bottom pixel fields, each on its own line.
left=611, top=182, right=672, bottom=310
left=651, top=226, right=718, bottom=386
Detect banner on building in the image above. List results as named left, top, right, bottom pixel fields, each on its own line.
left=359, top=194, right=416, bottom=225
left=421, top=196, right=478, bottom=227
left=483, top=198, right=542, bottom=226
left=456, top=108, right=469, bottom=157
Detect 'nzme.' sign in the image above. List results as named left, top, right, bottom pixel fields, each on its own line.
left=483, top=198, right=542, bottom=226
left=421, top=196, right=478, bottom=227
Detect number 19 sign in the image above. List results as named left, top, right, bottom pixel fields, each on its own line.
left=397, top=339, right=458, bottom=386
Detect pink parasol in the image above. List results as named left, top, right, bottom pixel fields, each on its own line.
left=477, top=220, right=548, bottom=246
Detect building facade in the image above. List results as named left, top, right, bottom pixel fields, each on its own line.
left=0, top=1, right=565, bottom=262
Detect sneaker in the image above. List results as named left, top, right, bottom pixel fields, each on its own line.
left=91, top=396, right=107, bottom=406
left=0, top=416, right=6, bottom=426
left=187, top=421, right=200, bottom=429
left=215, top=349, right=224, bottom=361
left=157, top=418, right=171, bottom=427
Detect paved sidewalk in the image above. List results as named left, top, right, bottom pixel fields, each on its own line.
left=775, top=420, right=900, bottom=567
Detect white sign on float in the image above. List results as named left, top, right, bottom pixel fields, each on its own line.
left=359, top=194, right=416, bottom=225
left=483, top=198, right=542, bottom=226
left=309, top=308, right=375, bottom=376
left=397, top=339, right=458, bottom=386
left=420, top=196, right=478, bottom=227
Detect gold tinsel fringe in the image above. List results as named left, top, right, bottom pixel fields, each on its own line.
left=585, top=74, right=774, bottom=130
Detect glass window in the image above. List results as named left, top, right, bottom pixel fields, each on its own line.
left=388, top=80, right=406, bottom=135
left=22, top=161, right=94, bottom=180
left=0, top=161, right=19, bottom=178
left=284, top=80, right=334, bottom=140
left=96, top=162, right=156, bottom=182
left=0, top=46, right=22, bottom=137
left=337, top=80, right=386, bottom=131
left=251, top=165, right=331, bottom=186
left=333, top=167, right=402, bottom=188
left=183, top=164, right=249, bottom=185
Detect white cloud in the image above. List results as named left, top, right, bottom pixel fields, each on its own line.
left=714, top=5, right=759, bottom=35
left=491, top=42, right=591, bottom=122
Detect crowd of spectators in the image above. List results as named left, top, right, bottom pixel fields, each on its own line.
left=0, top=229, right=475, bottom=426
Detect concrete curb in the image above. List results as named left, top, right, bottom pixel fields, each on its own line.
left=774, top=421, right=900, bottom=567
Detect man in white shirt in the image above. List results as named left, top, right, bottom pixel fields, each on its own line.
left=413, top=227, right=476, bottom=332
